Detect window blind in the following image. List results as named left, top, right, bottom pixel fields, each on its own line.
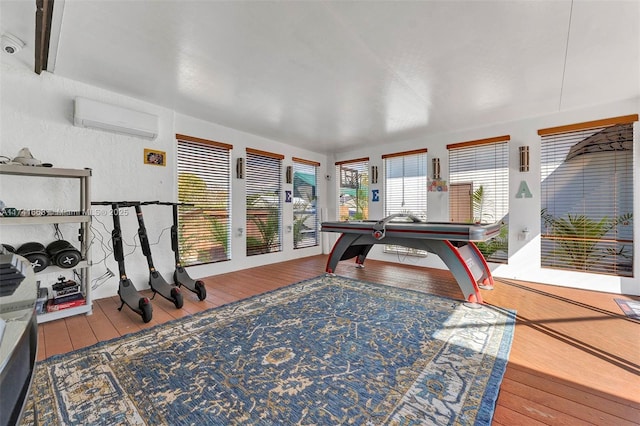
left=383, top=150, right=428, bottom=256
left=336, top=157, right=369, bottom=220
left=448, top=137, right=509, bottom=263
left=293, top=158, right=319, bottom=249
left=246, top=149, right=283, bottom=256
left=176, top=135, right=232, bottom=266
left=540, top=119, right=635, bottom=277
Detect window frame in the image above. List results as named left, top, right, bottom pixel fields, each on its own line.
left=292, top=157, right=320, bottom=249
left=245, top=148, right=284, bottom=257
left=382, top=149, right=428, bottom=256
left=336, top=157, right=370, bottom=221
left=176, top=134, right=232, bottom=266
left=447, top=135, right=510, bottom=264
left=538, top=115, right=636, bottom=277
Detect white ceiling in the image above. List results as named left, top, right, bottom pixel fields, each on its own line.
left=1, top=1, right=639, bottom=154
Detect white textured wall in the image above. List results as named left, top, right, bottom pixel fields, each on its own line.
left=1, top=56, right=638, bottom=297
left=173, top=114, right=329, bottom=280
left=0, top=60, right=327, bottom=300
left=0, top=59, right=177, bottom=300
left=334, top=97, right=640, bottom=296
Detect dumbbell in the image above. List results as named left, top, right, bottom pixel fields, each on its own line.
left=16, top=242, right=50, bottom=272
left=46, top=240, right=82, bottom=268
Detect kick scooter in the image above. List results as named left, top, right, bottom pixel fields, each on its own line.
left=149, top=201, right=207, bottom=301
left=92, top=201, right=153, bottom=323
left=135, top=202, right=184, bottom=308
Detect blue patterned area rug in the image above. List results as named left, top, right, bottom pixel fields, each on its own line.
left=22, top=275, right=515, bottom=425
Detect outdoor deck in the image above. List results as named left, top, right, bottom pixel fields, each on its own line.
left=37, top=255, right=640, bottom=425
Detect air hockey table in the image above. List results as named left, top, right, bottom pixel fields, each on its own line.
left=321, top=214, right=503, bottom=304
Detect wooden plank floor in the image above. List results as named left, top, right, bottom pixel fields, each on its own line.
left=37, top=255, right=640, bottom=425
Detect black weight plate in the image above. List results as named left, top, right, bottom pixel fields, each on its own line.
left=46, top=240, right=82, bottom=268
left=24, top=252, right=49, bottom=272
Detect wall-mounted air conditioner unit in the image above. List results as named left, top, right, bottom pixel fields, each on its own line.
left=73, top=97, right=159, bottom=140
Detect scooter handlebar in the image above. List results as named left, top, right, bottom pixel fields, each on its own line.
left=148, top=201, right=195, bottom=207
left=92, top=201, right=141, bottom=207
left=94, top=201, right=197, bottom=207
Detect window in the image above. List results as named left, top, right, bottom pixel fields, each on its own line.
left=176, top=134, right=232, bottom=266
left=336, top=157, right=369, bottom=220
left=539, top=115, right=636, bottom=277
left=293, top=157, right=320, bottom=249
left=246, top=148, right=283, bottom=256
left=448, top=135, right=509, bottom=263
left=383, top=149, right=428, bottom=255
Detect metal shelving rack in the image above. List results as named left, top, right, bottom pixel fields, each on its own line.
left=0, top=164, right=92, bottom=323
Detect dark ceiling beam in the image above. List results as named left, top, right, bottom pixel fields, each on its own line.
left=35, top=0, right=54, bottom=74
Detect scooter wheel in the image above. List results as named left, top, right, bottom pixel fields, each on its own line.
left=195, top=281, right=206, bottom=301
left=171, top=288, right=184, bottom=309
left=139, top=298, right=153, bottom=323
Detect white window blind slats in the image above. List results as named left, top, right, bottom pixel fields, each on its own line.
left=337, top=160, right=369, bottom=220
left=246, top=152, right=282, bottom=256
left=177, top=139, right=231, bottom=266
left=384, top=153, right=427, bottom=219
left=384, top=152, right=427, bottom=256
left=449, top=144, right=509, bottom=224
left=540, top=124, right=634, bottom=277
left=449, top=142, right=509, bottom=263
left=293, top=162, right=318, bottom=249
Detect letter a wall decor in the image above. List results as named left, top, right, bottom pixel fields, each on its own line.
left=515, top=181, right=533, bottom=198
